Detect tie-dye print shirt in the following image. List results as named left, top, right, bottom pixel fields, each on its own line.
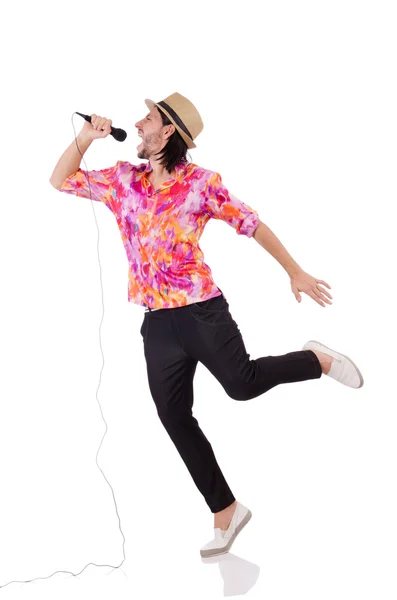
left=59, top=160, right=260, bottom=309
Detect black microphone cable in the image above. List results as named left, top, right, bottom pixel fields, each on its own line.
left=0, top=112, right=128, bottom=589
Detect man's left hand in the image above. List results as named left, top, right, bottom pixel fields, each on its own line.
left=290, top=269, right=333, bottom=307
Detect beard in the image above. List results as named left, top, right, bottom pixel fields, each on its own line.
left=137, top=145, right=149, bottom=160
left=137, top=132, right=161, bottom=160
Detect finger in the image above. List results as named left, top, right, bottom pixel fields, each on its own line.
left=96, top=118, right=105, bottom=131
left=317, top=279, right=331, bottom=289
left=291, top=284, right=301, bottom=303
left=94, top=116, right=103, bottom=129
left=317, top=284, right=333, bottom=299
left=313, top=286, right=332, bottom=304
left=308, top=290, right=325, bottom=307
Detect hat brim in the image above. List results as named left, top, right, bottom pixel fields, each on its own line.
left=144, top=99, right=196, bottom=149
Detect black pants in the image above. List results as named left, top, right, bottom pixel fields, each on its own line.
left=140, top=291, right=322, bottom=513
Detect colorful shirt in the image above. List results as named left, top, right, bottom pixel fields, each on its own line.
left=59, top=160, right=260, bottom=309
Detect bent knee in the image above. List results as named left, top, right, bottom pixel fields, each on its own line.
left=224, top=384, right=255, bottom=401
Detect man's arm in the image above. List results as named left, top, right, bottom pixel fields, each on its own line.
left=50, top=134, right=92, bottom=189
left=252, top=220, right=302, bottom=277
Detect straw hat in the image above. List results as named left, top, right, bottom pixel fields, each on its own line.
left=145, top=92, right=203, bottom=149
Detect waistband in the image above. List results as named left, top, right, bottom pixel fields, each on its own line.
left=144, top=289, right=224, bottom=313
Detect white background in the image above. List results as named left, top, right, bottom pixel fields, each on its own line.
left=1, top=0, right=396, bottom=598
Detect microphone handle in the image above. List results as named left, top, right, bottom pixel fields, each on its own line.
left=76, top=112, right=127, bottom=142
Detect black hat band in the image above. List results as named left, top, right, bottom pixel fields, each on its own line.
left=157, top=100, right=193, bottom=141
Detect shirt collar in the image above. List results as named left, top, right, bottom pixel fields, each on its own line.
left=144, top=160, right=187, bottom=184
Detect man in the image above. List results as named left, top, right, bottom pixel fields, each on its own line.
left=50, top=92, right=364, bottom=558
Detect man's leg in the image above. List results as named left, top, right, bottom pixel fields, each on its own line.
left=184, top=296, right=324, bottom=401
left=142, top=310, right=236, bottom=514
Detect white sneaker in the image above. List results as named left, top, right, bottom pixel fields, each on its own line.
left=303, top=340, right=364, bottom=388
left=200, top=502, right=252, bottom=558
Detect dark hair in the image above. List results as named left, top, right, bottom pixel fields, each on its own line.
left=153, top=107, right=191, bottom=173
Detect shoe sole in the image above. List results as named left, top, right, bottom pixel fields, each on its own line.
left=305, top=339, right=364, bottom=388
left=200, top=509, right=252, bottom=558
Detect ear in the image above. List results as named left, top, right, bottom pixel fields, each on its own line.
left=166, top=124, right=176, bottom=138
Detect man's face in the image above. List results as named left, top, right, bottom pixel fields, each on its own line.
left=135, top=107, right=172, bottom=160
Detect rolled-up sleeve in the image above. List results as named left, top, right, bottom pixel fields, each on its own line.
left=204, top=172, right=260, bottom=237
left=59, top=161, right=121, bottom=212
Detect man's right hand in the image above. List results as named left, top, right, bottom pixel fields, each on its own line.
left=80, top=114, right=113, bottom=141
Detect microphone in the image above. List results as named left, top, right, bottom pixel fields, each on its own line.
left=76, top=112, right=127, bottom=142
